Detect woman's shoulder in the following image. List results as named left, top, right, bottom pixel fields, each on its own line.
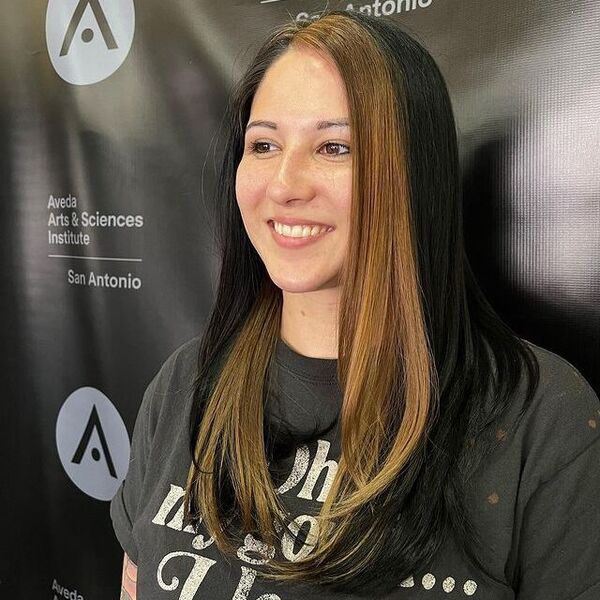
left=139, top=334, right=204, bottom=433
left=505, top=338, right=600, bottom=485
left=152, top=334, right=204, bottom=388
left=518, top=338, right=599, bottom=427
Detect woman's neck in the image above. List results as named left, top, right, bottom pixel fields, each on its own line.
left=280, top=288, right=340, bottom=359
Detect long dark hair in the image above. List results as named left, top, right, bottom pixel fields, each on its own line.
left=182, top=9, right=539, bottom=595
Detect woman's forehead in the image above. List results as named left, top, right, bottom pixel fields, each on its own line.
left=250, top=49, right=349, bottom=125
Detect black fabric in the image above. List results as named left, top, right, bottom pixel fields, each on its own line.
left=110, top=335, right=600, bottom=599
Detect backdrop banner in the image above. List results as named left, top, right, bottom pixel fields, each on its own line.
left=1, top=0, right=598, bottom=598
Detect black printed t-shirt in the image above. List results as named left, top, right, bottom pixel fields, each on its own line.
left=109, top=335, right=600, bottom=599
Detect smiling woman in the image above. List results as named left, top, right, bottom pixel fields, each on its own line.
left=110, top=8, right=600, bottom=600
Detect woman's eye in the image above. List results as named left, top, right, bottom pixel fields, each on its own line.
left=246, top=141, right=350, bottom=156
left=320, top=142, right=351, bottom=156
left=248, top=141, right=272, bottom=154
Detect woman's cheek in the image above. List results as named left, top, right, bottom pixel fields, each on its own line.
left=235, top=162, right=252, bottom=208
left=236, top=162, right=265, bottom=208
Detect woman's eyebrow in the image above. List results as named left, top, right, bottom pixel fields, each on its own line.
left=245, top=118, right=349, bottom=132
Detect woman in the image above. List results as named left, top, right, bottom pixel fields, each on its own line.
left=110, top=10, right=600, bottom=599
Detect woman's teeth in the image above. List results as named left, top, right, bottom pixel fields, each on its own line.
left=272, top=221, right=333, bottom=238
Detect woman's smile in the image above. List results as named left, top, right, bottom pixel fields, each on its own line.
left=268, top=219, right=334, bottom=248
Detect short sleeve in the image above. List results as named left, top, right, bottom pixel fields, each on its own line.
left=108, top=334, right=202, bottom=565
left=109, top=373, right=159, bottom=565
left=514, top=368, right=600, bottom=599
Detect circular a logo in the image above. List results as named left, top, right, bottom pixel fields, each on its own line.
left=46, top=0, right=135, bottom=85
left=56, top=386, right=131, bottom=501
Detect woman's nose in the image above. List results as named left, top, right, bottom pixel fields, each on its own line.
left=266, top=150, right=315, bottom=204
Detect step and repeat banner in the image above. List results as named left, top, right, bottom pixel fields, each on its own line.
left=1, top=0, right=598, bottom=598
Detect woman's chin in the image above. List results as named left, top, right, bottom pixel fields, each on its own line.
left=268, top=271, right=341, bottom=295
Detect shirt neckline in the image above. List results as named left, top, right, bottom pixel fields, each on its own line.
left=274, top=337, right=338, bottom=381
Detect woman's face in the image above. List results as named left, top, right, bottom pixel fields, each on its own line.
left=235, top=44, right=352, bottom=294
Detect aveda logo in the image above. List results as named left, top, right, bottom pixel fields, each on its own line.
left=56, top=386, right=130, bottom=500
left=46, top=0, right=135, bottom=85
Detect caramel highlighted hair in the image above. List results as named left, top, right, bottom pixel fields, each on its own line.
left=183, top=10, right=539, bottom=594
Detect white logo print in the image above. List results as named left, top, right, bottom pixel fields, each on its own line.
left=56, top=386, right=130, bottom=500
left=46, top=0, right=135, bottom=85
